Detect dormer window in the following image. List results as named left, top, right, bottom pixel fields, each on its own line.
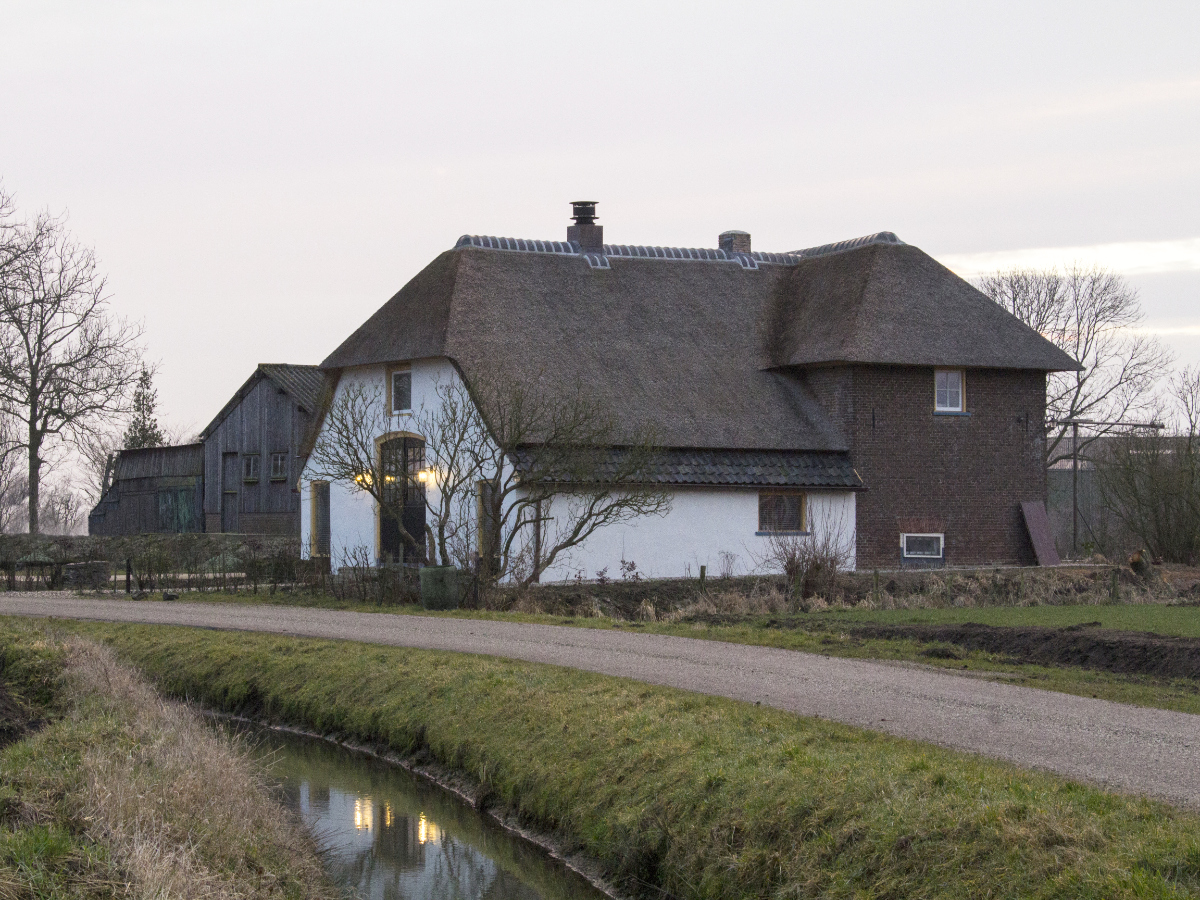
left=389, top=366, right=412, bottom=414
left=935, top=369, right=964, bottom=413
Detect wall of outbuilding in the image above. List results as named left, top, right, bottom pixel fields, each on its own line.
left=203, top=377, right=310, bottom=536
left=805, top=364, right=1046, bottom=568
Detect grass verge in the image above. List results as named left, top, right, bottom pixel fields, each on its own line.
left=0, top=620, right=336, bottom=899
left=53, top=618, right=1200, bottom=900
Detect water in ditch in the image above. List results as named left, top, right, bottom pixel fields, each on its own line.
left=255, top=728, right=610, bottom=900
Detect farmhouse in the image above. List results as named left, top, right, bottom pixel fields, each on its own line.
left=301, top=204, right=1077, bottom=576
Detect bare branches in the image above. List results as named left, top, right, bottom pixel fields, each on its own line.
left=0, top=207, right=144, bottom=532
left=1096, top=368, right=1200, bottom=564
left=306, top=379, right=426, bottom=560
left=463, top=370, right=671, bottom=586
left=977, top=265, right=1171, bottom=465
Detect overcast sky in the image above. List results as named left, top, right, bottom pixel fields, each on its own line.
left=2, top=1, right=1197, bottom=436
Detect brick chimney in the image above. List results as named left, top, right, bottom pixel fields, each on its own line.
left=719, top=230, right=751, bottom=254
left=567, top=201, right=604, bottom=250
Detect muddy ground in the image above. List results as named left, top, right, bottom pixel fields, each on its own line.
left=845, top=621, right=1200, bottom=681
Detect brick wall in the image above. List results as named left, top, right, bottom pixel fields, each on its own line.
left=806, top=365, right=1046, bottom=568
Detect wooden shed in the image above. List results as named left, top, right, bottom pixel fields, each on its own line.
left=200, top=364, right=326, bottom=536
left=88, top=444, right=205, bottom=535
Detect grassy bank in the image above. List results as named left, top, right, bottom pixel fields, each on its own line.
left=0, top=621, right=336, bottom=899
left=56, top=619, right=1200, bottom=900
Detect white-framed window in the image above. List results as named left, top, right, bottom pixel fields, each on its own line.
left=935, top=369, right=964, bottom=412
left=902, top=533, right=944, bottom=558
left=389, top=366, right=412, bottom=414
left=758, top=491, right=806, bottom=534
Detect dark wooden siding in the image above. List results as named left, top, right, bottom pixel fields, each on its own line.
left=203, top=376, right=304, bottom=536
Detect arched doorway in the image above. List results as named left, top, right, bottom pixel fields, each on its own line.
left=379, top=435, right=426, bottom=565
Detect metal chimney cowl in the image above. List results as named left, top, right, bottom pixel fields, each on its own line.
left=567, top=200, right=604, bottom=250
left=719, top=230, right=751, bottom=254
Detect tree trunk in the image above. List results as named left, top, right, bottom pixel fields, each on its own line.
left=26, top=427, right=39, bottom=535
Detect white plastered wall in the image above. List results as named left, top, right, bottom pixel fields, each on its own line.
left=300, top=357, right=463, bottom=569
left=536, top=488, right=856, bottom=581
left=300, top=356, right=858, bottom=576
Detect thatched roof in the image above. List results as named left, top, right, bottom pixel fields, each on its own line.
left=321, top=232, right=1077, bottom=454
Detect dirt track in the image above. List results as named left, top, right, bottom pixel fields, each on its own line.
left=2, top=594, right=1199, bottom=810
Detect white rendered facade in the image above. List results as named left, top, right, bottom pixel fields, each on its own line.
left=300, top=356, right=858, bottom=578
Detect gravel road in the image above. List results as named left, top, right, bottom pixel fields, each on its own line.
left=3, top=593, right=1198, bottom=809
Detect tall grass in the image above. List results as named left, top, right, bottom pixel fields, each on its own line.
left=0, top=622, right=337, bottom=899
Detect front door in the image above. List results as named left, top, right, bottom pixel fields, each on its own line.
left=379, top=436, right=426, bottom=565
left=221, top=452, right=239, bottom=533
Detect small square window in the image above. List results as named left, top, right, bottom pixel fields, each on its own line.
left=935, top=369, right=964, bottom=412
left=391, top=369, right=412, bottom=413
left=242, top=454, right=261, bottom=483
left=902, top=533, right=944, bottom=558
left=269, top=452, right=288, bottom=481
left=758, top=491, right=806, bottom=533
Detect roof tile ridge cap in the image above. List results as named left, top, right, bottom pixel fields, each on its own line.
left=790, top=231, right=904, bottom=259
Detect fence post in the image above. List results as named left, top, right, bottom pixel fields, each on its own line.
left=125, top=558, right=131, bottom=594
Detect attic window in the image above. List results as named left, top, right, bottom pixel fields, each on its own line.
left=758, top=491, right=807, bottom=534
left=935, top=369, right=964, bottom=412
left=269, top=452, right=288, bottom=481
left=389, top=366, right=412, bottom=414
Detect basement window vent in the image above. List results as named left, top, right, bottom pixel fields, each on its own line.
left=902, top=533, right=944, bottom=558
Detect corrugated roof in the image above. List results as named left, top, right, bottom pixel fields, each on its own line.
left=113, top=443, right=204, bottom=479
left=321, top=232, right=1079, bottom=453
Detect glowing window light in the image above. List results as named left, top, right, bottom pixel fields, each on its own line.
left=384, top=804, right=393, bottom=828
left=418, top=813, right=441, bottom=845
left=354, top=797, right=373, bottom=831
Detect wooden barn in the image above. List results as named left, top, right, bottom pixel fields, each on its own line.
left=199, top=363, right=326, bottom=536
left=88, top=444, right=205, bottom=535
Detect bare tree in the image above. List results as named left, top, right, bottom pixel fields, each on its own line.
left=0, top=212, right=144, bottom=533
left=439, top=371, right=671, bottom=586
left=309, top=370, right=671, bottom=584
left=0, top=413, right=27, bottom=533
left=1096, top=367, right=1200, bottom=564
left=307, top=379, right=428, bottom=562
left=977, top=265, right=1171, bottom=465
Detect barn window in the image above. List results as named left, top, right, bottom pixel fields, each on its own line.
left=389, top=367, right=412, bottom=414
left=269, top=452, right=288, bottom=481
left=935, top=369, right=964, bottom=412
left=242, top=454, right=260, bottom=483
left=757, top=491, right=806, bottom=534
left=902, top=533, right=944, bottom=558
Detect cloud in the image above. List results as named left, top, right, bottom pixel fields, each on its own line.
left=936, top=238, right=1200, bottom=278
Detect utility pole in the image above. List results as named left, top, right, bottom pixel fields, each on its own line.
left=1054, top=418, right=1165, bottom=558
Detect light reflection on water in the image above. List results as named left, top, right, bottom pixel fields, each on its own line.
left=255, top=729, right=607, bottom=900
